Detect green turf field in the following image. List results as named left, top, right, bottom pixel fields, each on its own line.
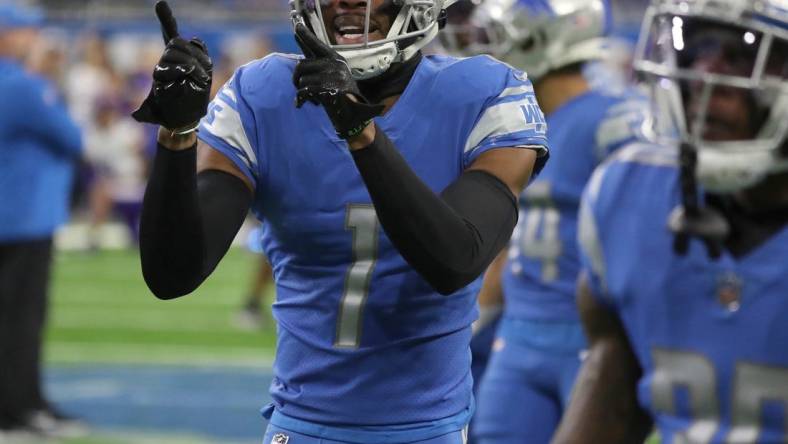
left=42, top=248, right=662, bottom=444
left=45, top=248, right=277, bottom=367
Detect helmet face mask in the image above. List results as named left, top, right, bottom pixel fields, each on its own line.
left=635, top=0, right=788, bottom=192
left=290, top=0, right=450, bottom=79
left=437, top=0, right=611, bottom=81
left=438, top=0, right=500, bottom=56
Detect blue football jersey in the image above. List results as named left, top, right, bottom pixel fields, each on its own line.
left=198, top=53, right=548, bottom=427
left=579, top=144, right=788, bottom=444
left=501, top=87, right=651, bottom=322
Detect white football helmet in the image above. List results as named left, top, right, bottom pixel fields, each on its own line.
left=290, top=0, right=455, bottom=80
left=439, top=0, right=613, bottom=81
left=634, top=0, right=788, bottom=192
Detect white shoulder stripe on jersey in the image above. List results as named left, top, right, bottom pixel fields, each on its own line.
left=609, top=142, right=677, bottom=166
left=578, top=197, right=608, bottom=291
left=514, top=144, right=549, bottom=157
left=585, top=163, right=607, bottom=204
left=497, top=84, right=534, bottom=98
left=594, top=102, right=652, bottom=162
left=465, top=96, right=546, bottom=154
left=201, top=96, right=256, bottom=174
left=222, top=84, right=237, bottom=103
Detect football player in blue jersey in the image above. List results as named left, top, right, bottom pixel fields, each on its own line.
left=440, top=1, right=653, bottom=443
left=552, top=0, right=788, bottom=443
left=132, top=0, right=549, bottom=442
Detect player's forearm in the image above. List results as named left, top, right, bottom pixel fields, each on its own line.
left=478, top=250, right=507, bottom=307
left=551, top=339, right=652, bottom=444
left=472, top=251, right=506, bottom=333
left=139, top=139, right=251, bottom=299
left=352, top=126, right=518, bottom=295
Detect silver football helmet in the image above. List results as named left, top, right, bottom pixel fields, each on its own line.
left=439, top=0, right=612, bottom=81
left=634, top=0, right=788, bottom=192
left=290, top=0, right=455, bottom=80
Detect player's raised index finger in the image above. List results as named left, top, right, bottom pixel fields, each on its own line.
left=155, top=1, right=180, bottom=43
left=294, top=24, right=316, bottom=59
left=294, top=23, right=334, bottom=58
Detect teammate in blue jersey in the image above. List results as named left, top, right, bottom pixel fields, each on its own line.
left=553, top=1, right=788, bottom=443
left=440, top=1, right=652, bottom=442
left=133, top=0, right=549, bottom=442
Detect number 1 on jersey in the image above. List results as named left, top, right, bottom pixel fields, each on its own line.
left=335, top=205, right=379, bottom=348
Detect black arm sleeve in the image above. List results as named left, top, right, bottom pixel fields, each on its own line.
left=351, top=127, right=521, bottom=295
left=139, top=144, right=252, bottom=300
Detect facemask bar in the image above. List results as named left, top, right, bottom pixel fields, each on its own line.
left=364, top=0, right=373, bottom=45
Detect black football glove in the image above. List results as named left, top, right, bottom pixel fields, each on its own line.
left=132, top=1, right=212, bottom=133
left=292, top=23, right=384, bottom=140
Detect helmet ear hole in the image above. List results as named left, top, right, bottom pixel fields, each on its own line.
left=519, top=29, right=545, bottom=52
left=437, top=9, right=448, bottom=29
left=519, top=37, right=535, bottom=52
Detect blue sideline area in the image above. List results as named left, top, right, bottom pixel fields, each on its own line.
left=46, top=365, right=274, bottom=442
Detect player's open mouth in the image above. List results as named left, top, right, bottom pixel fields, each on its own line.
left=702, top=119, right=736, bottom=141
left=691, top=113, right=743, bottom=141
left=334, top=15, right=382, bottom=45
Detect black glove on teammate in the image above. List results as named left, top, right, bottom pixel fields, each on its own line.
left=292, top=23, right=384, bottom=140
left=132, top=1, right=213, bottom=133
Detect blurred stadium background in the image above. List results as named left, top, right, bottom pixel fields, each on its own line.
left=3, top=0, right=649, bottom=442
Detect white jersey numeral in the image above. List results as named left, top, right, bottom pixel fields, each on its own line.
left=650, top=348, right=788, bottom=443
left=335, top=205, right=379, bottom=348
left=517, top=182, right=561, bottom=282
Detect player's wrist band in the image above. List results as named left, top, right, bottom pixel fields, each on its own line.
left=169, top=122, right=201, bottom=137
left=341, top=119, right=372, bottom=139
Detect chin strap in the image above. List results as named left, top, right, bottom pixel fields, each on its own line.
left=358, top=52, right=422, bottom=103
left=668, top=142, right=730, bottom=259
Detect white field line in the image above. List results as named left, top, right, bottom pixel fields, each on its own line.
left=106, top=430, right=261, bottom=444
left=51, top=291, right=245, bottom=308
left=49, top=310, right=255, bottom=332
left=55, top=219, right=257, bottom=252
left=70, top=428, right=261, bottom=444
left=46, top=342, right=275, bottom=368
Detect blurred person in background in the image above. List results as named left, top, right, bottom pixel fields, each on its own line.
left=84, top=94, right=147, bottom=248
left=26, top=32, right=67, bottom=86
left=0, top=2, right=86, bottom=439
left=128, top=40, right=171, bottom=162
left=65, top=33, right=115, bottom=129
left=234, top=224, right=275, bottom=330
left=439, top=1, right=653, bottom=443
left=553, top=0, right=788, bottom=442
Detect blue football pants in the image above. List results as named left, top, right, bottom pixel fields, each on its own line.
left=471, top=328, right=583, bottom=444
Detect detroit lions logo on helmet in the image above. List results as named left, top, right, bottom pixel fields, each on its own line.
left=271, top=432, right=289, bottom=444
